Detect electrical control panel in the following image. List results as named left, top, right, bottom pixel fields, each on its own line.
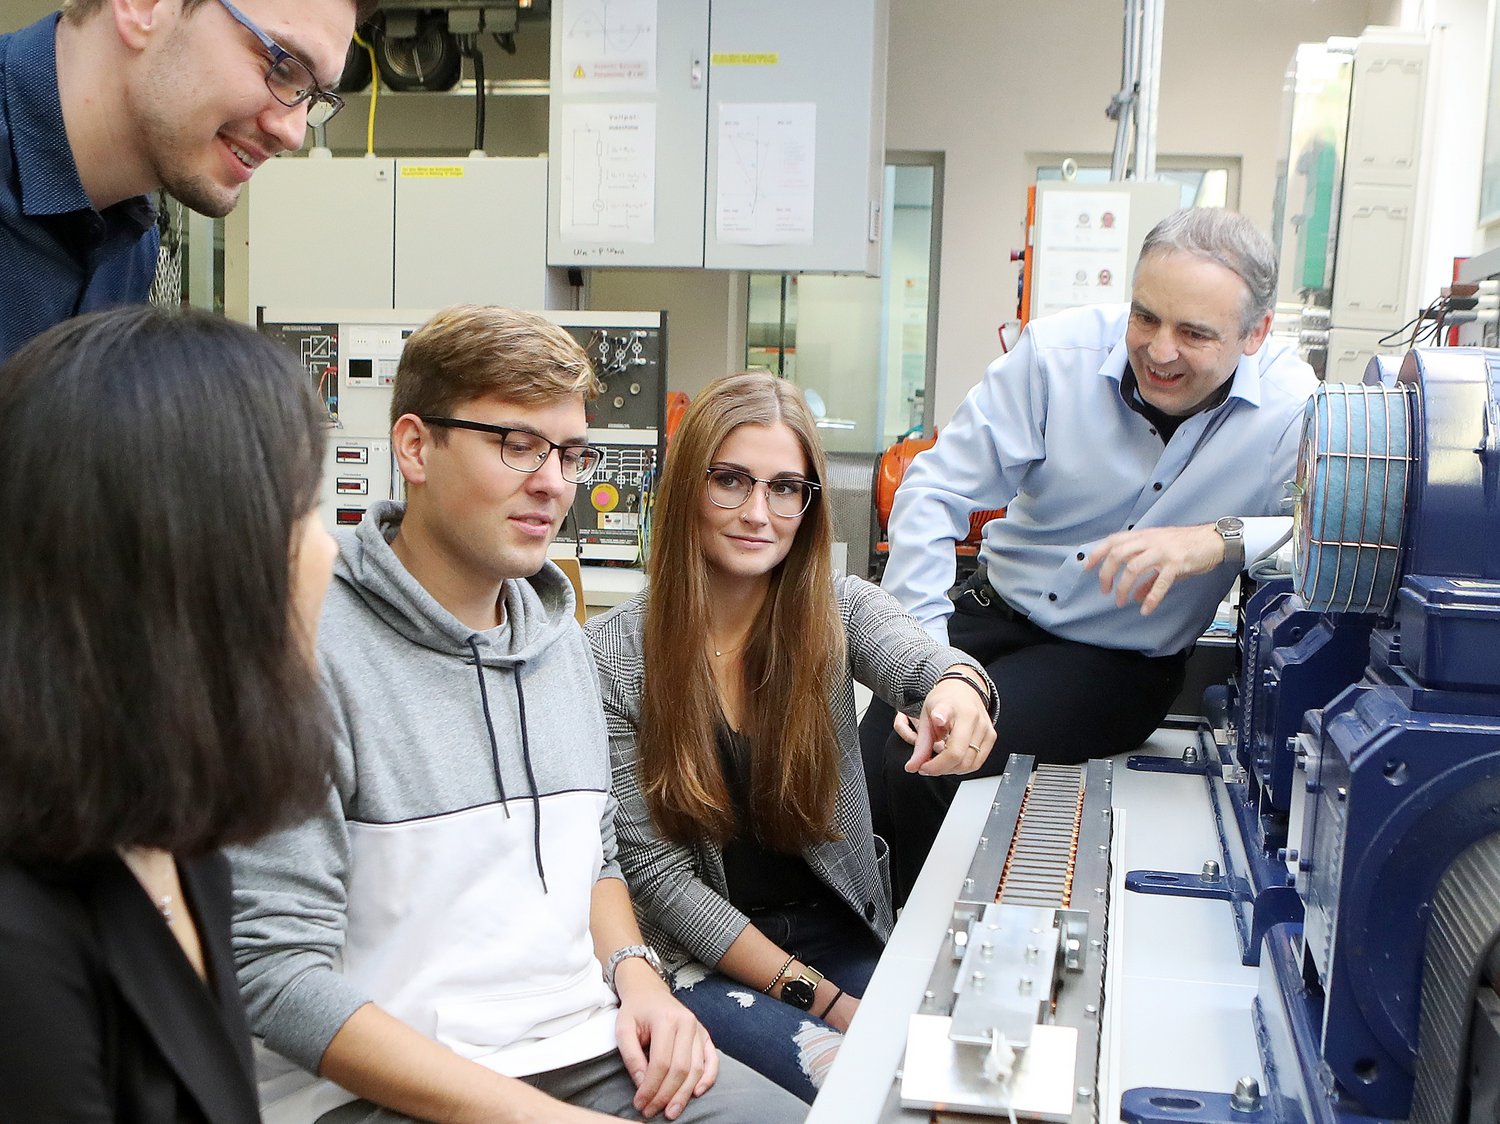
left=258, top=307, right=666, bottom=564
left=562, top=320, right=667, bottom=561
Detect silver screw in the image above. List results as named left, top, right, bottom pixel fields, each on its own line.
left=1084, top=1004, right=1098, bottom=1017
left=1230, top=1076, right=1262, bottom=1112
left=1018, top=976, right=1032, bottom=995
left=1077, top=1085, right=1092, bottom=1101
left=972, top=971, right=986, bottom=990
left=1201, top=860, right=1222, bottom=883
left=1095, top=886, right=1106, bottom=899
left=981, top=941, right=994, bottom=959
left=1025, top=944, right=1039, bottom=962
left=979, top=835, right=989, bottom=848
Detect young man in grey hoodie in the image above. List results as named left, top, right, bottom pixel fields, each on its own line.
left=230, top=306, right=807, bottom=1124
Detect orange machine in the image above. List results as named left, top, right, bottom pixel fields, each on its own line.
left=871, top=433, right=1003, bottom=572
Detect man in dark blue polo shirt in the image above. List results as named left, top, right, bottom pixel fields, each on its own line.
left=0, top=0, right=370, bottom=359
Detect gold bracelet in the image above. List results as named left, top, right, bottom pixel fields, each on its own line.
left=763, top=953, right=797, bottom=994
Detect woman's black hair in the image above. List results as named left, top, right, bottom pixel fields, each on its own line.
left=0, top=306, right=333, bottom=860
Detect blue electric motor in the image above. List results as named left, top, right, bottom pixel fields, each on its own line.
left=1262, top=349, right=1500, bottom=1124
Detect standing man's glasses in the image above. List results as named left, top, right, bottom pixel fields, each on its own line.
left=217, top=0, right=345, bottom=128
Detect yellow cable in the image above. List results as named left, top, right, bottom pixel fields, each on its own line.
left=353, top=30, right=378, bottom=155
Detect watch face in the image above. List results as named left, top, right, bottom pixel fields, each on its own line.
left=1217, top=517, right=1244, bottom=536
left=781, top=977, right=817, bottom=1010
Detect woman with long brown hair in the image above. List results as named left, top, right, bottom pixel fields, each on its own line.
left=586, top=372, right=999, bottom=1101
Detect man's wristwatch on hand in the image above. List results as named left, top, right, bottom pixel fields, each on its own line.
left=1215, top=517, right=1246, bottom=570
left=603, top=944, right=671, bottom=996
left=777, top=964, right=826, bottom=1010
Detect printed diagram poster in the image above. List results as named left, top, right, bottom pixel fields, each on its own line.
left=716, top=103, right=816, bottom=246
left=1033, top=190, right=1130, bottom=314
left=560, top=104, right=657, bottom=244
left=560, top=0, right=656, bottom=90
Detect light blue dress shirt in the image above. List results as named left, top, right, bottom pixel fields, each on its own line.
left=883, top=303, right=1317, bottom=657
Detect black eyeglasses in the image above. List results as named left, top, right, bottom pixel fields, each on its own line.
left=704, top=466, right=820, bottom=518
left=419, top=416, right=604, bottom=484
left=217, top=0, right=345, bottom=128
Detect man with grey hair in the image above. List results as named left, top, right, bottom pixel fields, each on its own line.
left=0, top=0, right=370, bottom=358
left=865, top=208, right=1315, bottom=900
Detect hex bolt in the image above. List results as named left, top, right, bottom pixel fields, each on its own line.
left=979, top=835, right=989, bottom=848
left=1182, top=745, right=1198, bottom=764
left=1095, top=886, right=1106, bottom=899
left=972, top=971, right=986, bottom=990
left=1077, top=1086, right=1092, bottom=1101
left=1018, top=976, right=1032, bottom=995
left=1230, top=1076, right=1262, bottom=1112
left=1025, top=945, right=1039, bottom=962
left=1084, top=1004, right=1098, bottom=1017
left=1201, top=860, right=1222, bottom=883
left=981, top=942, right=994, bottom=960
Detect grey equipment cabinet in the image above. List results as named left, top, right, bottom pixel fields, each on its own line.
left=547, top=0, right=888, bottom=274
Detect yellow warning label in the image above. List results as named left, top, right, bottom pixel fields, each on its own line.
left=573, top=65, right=586, bottom=79
left=591, top=483, right=621, bottom=513
left=711, top=52, right=778, bottom=66
left=400, top=165, right=465, bottom=179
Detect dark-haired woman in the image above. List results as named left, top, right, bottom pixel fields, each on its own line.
left=0, top=306, right=337, bottom=1122
left=586, top=372, right=1000, bottom=1101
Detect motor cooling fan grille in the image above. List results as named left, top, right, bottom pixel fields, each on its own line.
left=1292, top=381, right=1417, bottom=615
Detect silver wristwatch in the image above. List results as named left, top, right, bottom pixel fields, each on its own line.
left=1215, top=516, right=1246, bottom=570
left=603, top=944, right=671, bottom=996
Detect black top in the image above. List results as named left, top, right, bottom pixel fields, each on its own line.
left=0, top=851, right=262, bottom=1123
left=716, top=725, right=840, bottom=913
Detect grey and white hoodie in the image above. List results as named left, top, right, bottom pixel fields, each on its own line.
left=230, top=501, right=621, bottom=1123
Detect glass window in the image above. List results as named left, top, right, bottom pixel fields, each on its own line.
left=745, top=158, right=941, bottom=454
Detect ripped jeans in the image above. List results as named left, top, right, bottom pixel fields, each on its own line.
left=672, top=899, right=884, bottom=1103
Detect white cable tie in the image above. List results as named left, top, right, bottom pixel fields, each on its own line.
left=984, top=1029, right=1020, bottom=1124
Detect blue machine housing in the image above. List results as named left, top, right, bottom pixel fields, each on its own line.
left=1243, top=593, right=1375, bottom=826
left=1127, top=349, right=1500, bottom=1124
left=1276, top=349, right=1500, bottom=1120
left=1294, top=635, right=1500, bottom=1117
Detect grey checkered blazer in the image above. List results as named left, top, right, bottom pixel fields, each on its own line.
left=584, top=574, right=997, bottom=974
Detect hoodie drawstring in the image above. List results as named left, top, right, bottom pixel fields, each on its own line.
left=467, top=636, right=548, bottom=894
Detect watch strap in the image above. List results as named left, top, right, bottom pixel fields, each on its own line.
left=1215, top=517, right=1246, bottom=570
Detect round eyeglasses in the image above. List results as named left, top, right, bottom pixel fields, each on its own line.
left=419, top=416, right=604, bottom=484
left=704, top=467, right=820, bottom=518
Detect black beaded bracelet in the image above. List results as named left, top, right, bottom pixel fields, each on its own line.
left=935, top=669, right=994, bottom=711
